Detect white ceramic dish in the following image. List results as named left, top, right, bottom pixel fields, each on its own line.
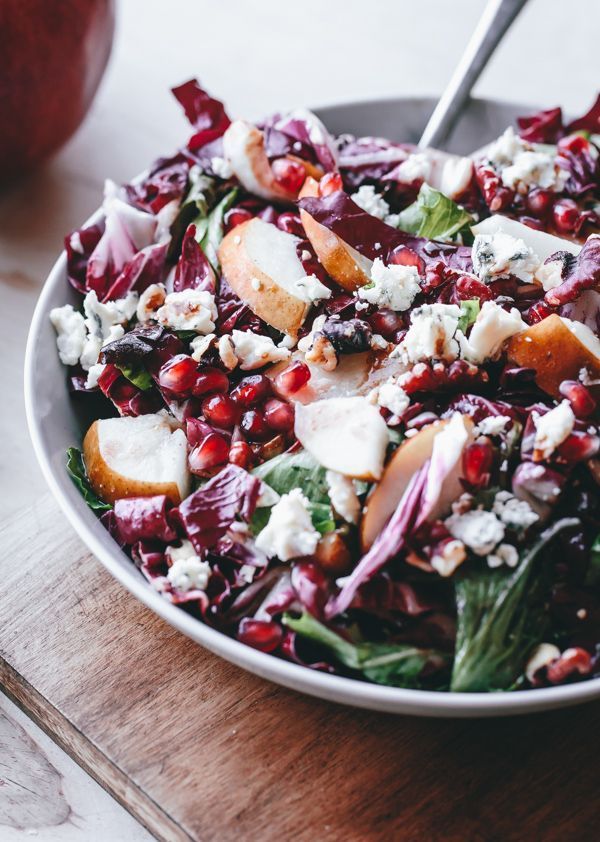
left=25, top=96, right=600, bottom=717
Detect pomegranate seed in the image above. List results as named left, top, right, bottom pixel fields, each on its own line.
left=264, top=398, right=295, bottom=432
left=388, top=245, right=426, bottom=275
left=367, top=308, right=405, bottom=339
left=271, top=157, right=306, bottom=194
left=241, top=409, right=271, bottom=441
left=553, top=198, right=580, bottom=234
left=557, top=431, right=600, bottom=462
left=463, top=441, right=494, bottom=488
left=527, top=300, right=555, bottom=323
left=319, top=172, right=343, bottom=196
left=274, top=361, right=310, bottom=396
left=230, top=374, right=272, bottom=407
left=186, top=417, right=213, bottom=447
left=191, top=366, right=229, bottom=397
left=559, top=380, right=596, bottom=417
left=188, top=432, right=229, bottom=474
left=158, top=354, right=198, bottom=395
left=526, top=188, right=554, bottom=218
left=229, top=439, right=253, bottom=469
left=276, top=211, right=304, bottom=237
left=454, top=275, right=493, bottom=302
left=237, top=618, right=283, bottom=653
left=558, top=134, right=589, bottom=155
left=546, top=647, right=592, bottom=684
left=224, top=207, right=253, bottom=232
left=202, top=393, right=240, bottom=429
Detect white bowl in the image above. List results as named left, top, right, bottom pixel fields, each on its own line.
left=25, top=96, right=600, bottom=717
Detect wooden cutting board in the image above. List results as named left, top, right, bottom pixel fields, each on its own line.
left=1, top=491, right=600, bottom=842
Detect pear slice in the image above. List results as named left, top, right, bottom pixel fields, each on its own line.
left=507, top=313, right=600, bottom=398
left=294, top=396, right=389, bottom=481
left=299, top=177, right=372, bottom=292
left=218, top=218, right=315, bottom=335
left=83, top=413, right=190, bottom=505
left=360, top=414, right=474, bottom=551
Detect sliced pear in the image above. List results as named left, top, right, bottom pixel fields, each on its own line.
left=294, top=396, right=389, bottom=481
left=83, top=413, right=190, bottom=505
left=360, top=414, right=474, bottom=551
left=222, top=120, right=297, bottom=203
left=299, top=177, right=372, bottom=292
left=218, top=218, right=316, bottom=335
left=472, top=214, right=581, bottom=263
left=507, top=313, right=600, bottom=398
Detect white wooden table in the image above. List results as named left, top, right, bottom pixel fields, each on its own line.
left=0, top=0, right=596, bottom=837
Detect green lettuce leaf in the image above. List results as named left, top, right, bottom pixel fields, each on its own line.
left=283, top=611, right=450, bottom=688
left=167, top=172, right=218, bottom=261
left=451, top=518, right=579, bottom=692
left=457, top=299, right=480, bottom=333
left=585, top=532, right=600, bottom=587
left=395, top=183, right=474, bottom=243
left=251, top=449, right=335, bottom=535
left=66, top=447, right=112, bottom=512
left=198, top=188, right=239, bottom=270
left=116, top=362, right=153, bottom=391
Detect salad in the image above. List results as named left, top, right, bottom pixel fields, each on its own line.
left=49, top=80, right=600, bottom=693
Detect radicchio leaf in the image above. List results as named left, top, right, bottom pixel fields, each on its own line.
left=124, top=153, right=190, bottom=214
left=103, top=241, right=169, bottom=301
left=64, top=222, right=105, bottom=294
left=298, top=190, right=473, bottom=271
left=171, top=78, right=231, bottom=152
left=171, top=465, right=260, bottom=553
left=517, top=107, right=564, bottom=143
left=265, top=109, right=338, bottom=172
left=86, top=192, right=157, bottom=301
left=566, top=93, right=600, bottom=134
left=114, top=495, right=177, bottom=544
left=545, top=236, right=600, bottom=306
left=325, top=461, right=429, bottom=619
left=173, top=224, right=216, bottom=293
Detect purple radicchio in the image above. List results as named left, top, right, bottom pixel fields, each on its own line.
left=171, top=464, right=260, bottom=553
left=325, top=461, right=430, bottom=619
left=297, top=189, right=472, bottom=271
left=545, top=236, right=600, bottom=307
left=114, top=495, right=177, bottom=545
left=86, top=186, right=158, bottom=301
left=263, top=108, right=338, bottom=172
left=103, top=241, right=169, bottom=301
left=64, top=222, right=105, bottom=294
left=566, top=93, right=600, bottom=135
left=173, top=223, right=216, bottom=293
left=124, top=153, right=190, bottom=214
left=171, top=78, right=231, bottom=153
left=517, top=106, right=564, bottom=144
left=336, top=135, right=410, bottom=189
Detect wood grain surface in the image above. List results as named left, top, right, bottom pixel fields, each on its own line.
left=0, top=493, right=599, bottom=842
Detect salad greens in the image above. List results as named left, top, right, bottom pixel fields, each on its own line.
left=66, top=447, right=112, bottom=512
left=252, top=449, right=335, bottom=535
left=198, top=188, right=238, bottom=269
left=116, top=362, right=153, bottom=391
left=451, top=518, right=579, bottom=692
left=284, top=611, right=450, bottom=688
left=395, top=184, right=474, bottom=243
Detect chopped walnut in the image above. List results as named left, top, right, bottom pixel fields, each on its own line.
left=305, top=333, right=338, bottom=371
